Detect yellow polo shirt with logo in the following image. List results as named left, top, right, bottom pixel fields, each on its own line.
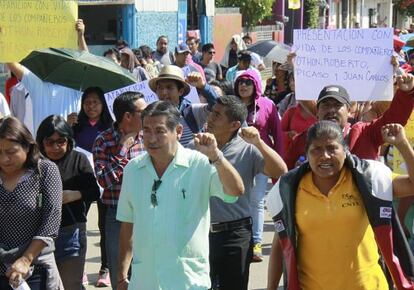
left=295, top=167, right=388, bottom=290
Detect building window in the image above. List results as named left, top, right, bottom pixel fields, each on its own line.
left=79, top=5, right=121, bottom=45
left=187, top=0, right=199, bottom=30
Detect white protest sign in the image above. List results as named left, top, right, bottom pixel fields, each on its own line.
left=104, top=80, right=200, bottom=120
left=293, top=28, right=393, bottom=101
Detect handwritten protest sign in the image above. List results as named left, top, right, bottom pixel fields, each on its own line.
left=104, top=80, right=200, bottom=120
left=0, top=1, right=78, bottom=62
left=293, top=28, right=393, bottom=101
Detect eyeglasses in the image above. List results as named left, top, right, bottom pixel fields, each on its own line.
left=239, top=79, right=254, bottom=86
left=208, top=51, right=216, bottom=55
left=151, top=179, right=162, bottom=207
left=43, top=137, right=68, bottom=147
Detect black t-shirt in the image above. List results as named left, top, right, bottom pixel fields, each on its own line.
left=54, top=150, right=100, bottom=226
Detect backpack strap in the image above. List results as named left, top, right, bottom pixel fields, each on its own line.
left=169, top=51, right=175, bottom=64
left=182, top=106, right=201, bottom=133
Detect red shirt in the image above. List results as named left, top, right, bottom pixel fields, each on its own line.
left=281, top=104, right=317, bottom=154
left=4, top=76, right=18, bottom=105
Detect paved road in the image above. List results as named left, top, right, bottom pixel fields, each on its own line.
left=83, top=202, right=282, bottom=289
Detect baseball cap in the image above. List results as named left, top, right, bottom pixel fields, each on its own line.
left=317, top=85, right=351, bottom=106
left=175, top=43, right=191, bottom=54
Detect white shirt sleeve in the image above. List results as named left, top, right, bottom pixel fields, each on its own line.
left=250, top=52, right=264, bottom=68
left=21, top=66, right=43, bottom=95
left=265, top=180, right=284, bottom=219
left=0, top=93, right=10, bottom=117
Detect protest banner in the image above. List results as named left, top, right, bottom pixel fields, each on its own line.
left=0, top=1, right=78, bottom=62
left=293, top=28, right=393, bottom=101
left=104, top=80, right=200, bottom=120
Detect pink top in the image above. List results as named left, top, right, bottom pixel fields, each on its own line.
left=235, top=70, right=284, bottom=155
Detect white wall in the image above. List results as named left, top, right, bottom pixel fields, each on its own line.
left=135, top=0, right=178, bottom=12
left=206, top=0, right=215, bottom=16
left=395, top=14, right=412, bottom=29
left=328, top=0, right=339, bottom=28
left=360, top=0, right=392, bottom=27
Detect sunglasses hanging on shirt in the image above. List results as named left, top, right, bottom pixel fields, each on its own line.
left=151, top=179, right=162, bottom=207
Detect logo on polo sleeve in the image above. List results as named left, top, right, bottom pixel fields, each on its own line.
left=380, top=207, right=392, bottom=219
left=274, top=220, right=285, bottom=232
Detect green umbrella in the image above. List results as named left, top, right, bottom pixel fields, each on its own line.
left=20, top=48, right=136, bottom=93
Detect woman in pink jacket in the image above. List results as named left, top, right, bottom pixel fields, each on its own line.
left=234, top=70, right=283, bottom=262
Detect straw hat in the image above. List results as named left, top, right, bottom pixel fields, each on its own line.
left=148, top=65, right=191, bottom=96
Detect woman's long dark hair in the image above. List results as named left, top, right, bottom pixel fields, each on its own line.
left=0, top=117, right=40, bottom=169
left=73, top=87, right=112, bottom=135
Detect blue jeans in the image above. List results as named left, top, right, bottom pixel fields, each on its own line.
left=97, top=200, right=108, bottom=271
left=56, top=222, right=87, bottom=290
left=250, top=173, right=268, bottom=244
left=105, top=206, right=122, bottom=290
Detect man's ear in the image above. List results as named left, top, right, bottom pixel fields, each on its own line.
left=178, top=87, right=185, bottom=96
left=230, top=121, right=241, bottom=132
left=346, top=105, right=351, bottom=117
left=176, top=124, right=183, bottom=140
left=122, top=111, right=132, bottom=122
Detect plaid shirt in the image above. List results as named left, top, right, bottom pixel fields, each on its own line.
left=92, top=126, right=145, bottom=206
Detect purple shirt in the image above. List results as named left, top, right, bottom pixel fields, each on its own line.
left=74, top=121, right=105, bottom=152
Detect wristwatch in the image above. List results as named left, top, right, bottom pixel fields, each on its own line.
left=210, top=151, right=224, bottom=166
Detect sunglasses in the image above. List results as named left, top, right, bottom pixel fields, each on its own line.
left=43, top=137, right=68, bottom=147
left=151, top=179, right=162, bottom=207
left=239, top=79, right=254, bottom=86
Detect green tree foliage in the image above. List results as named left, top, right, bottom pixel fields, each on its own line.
left=215, top=0, right=275, bottom=29
left=304, top=0, right=319, bottom=28
left=394, top=0, right=414, bottom=17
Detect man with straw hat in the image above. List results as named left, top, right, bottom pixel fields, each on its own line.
left=148, top=65, right=220, bottom=146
